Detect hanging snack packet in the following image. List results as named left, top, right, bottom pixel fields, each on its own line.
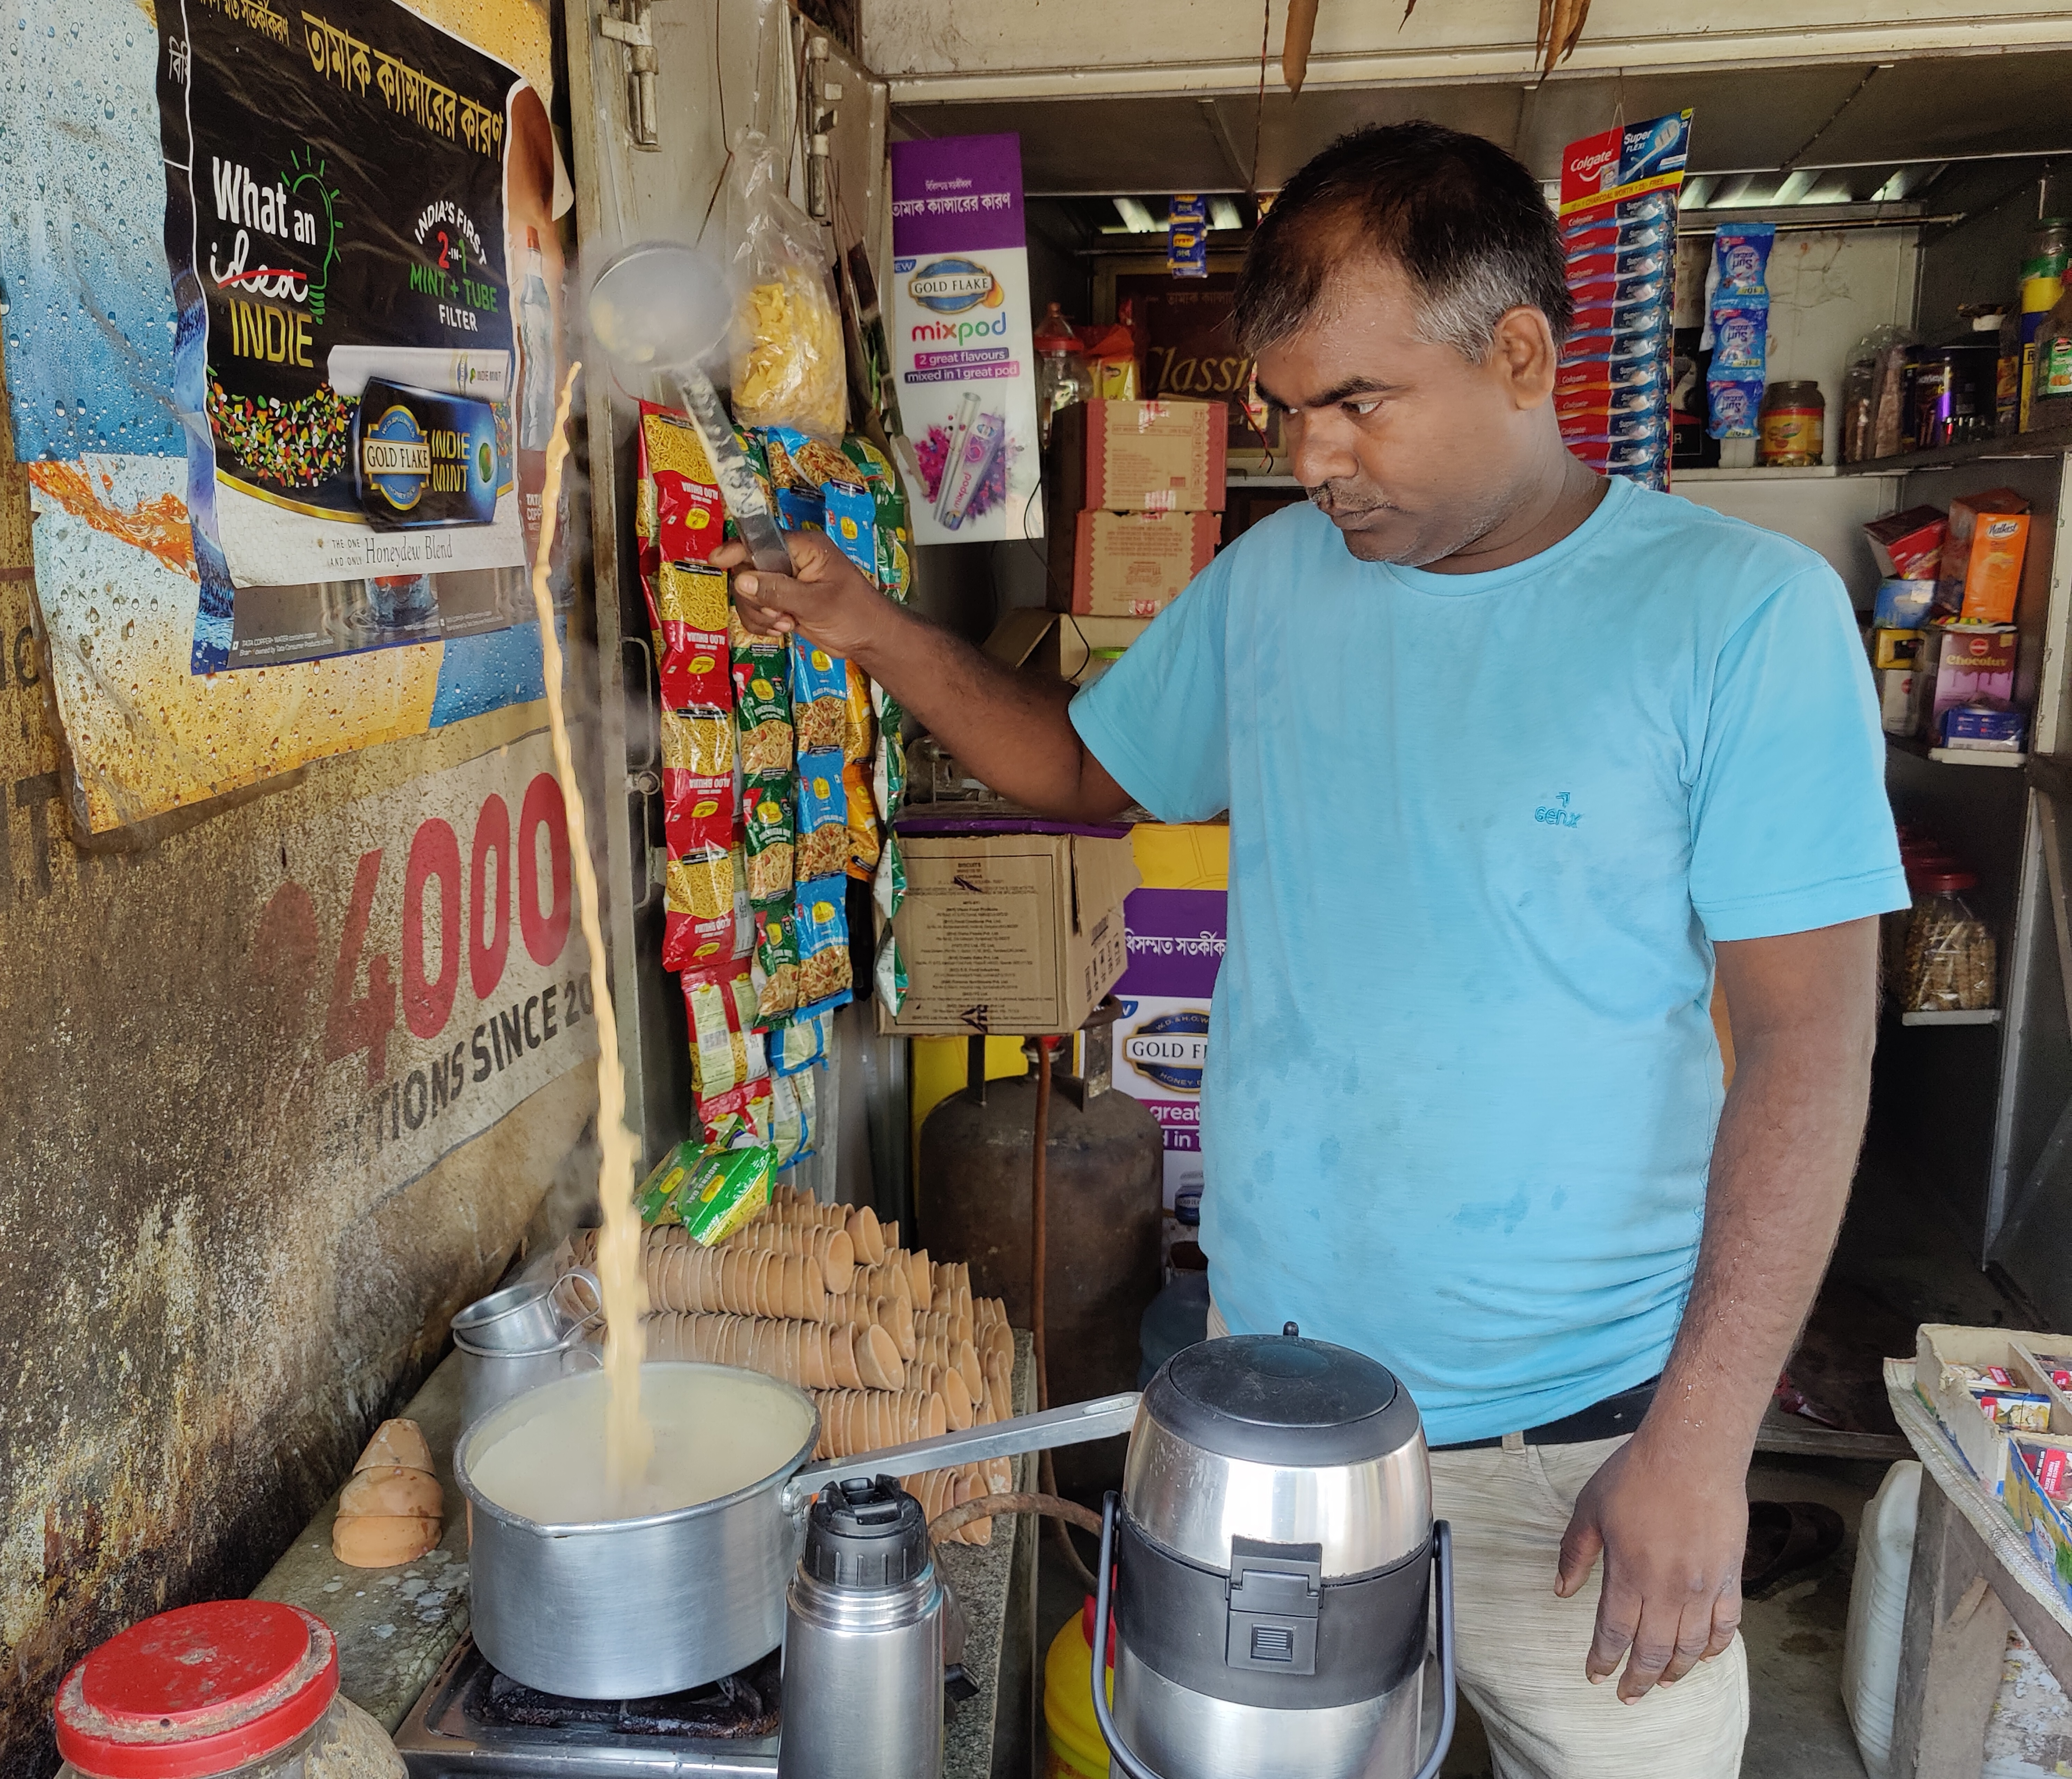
left=636, top=1142, right=696, bottom=1224
left=729, top=131, right=847, bottom=442
left=731, top=610, right=794, bottom=776
left=752, top=906, right=800, bottom=1023
left=770, top=1071, right=807, bottom=1169
left=874, top=928, right=908, bottom=1018
left=794, top=874, right=854, bottom=1016
left=873, top=829, right=906, bottom=922
left=697, top=1075, right=774, bottom=1152
left=844, top=758, right=880, bottom=879
left=653, top=563, right=732, bottom=710
left=843, top=660, right=875, bottom=764
left=791, top=636, right=849, bottom=754
left=795, top=750, right=851, bottom=883
left=664, top=771, right=733, bottom=859
left=663, top=848, right=742, bottom=973
left=637, top=402, right=725, bottom=564
left=743, top=774, right=795, bottom=908
left=684, top=967, right=767, bottom=1098
left=773, top=1010, right=826, bottom=1075
left=774, top=483, right=825, bottom=536
left=677, top=1142, right=777, bottom=1245
left=823, top=476, right=877, bottom=578
left=660, top=706, right=735, bottom=778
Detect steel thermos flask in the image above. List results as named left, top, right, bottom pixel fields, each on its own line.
left=777, top=1476, right=944, bottom=1779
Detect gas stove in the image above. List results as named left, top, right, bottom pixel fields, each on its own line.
left=394, top=1636, right=781, bottom=1776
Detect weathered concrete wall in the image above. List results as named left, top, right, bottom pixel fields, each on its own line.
left=0, top=381, right=600, bottom=1770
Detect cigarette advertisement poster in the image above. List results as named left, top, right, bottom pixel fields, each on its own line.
left=161, top=0, right=561, bottom=672
left=1110, top=887, right=1226, bottom=1211
left=1, top=0, right=564, bottom=832
left=889, top=135, right=1043, bottom=546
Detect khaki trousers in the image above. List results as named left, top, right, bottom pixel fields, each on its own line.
left=1204, top=1302, right=1747, bottom=1779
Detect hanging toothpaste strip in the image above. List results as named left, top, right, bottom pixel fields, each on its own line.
left=1555, top=110, right=1691, bottom=491
left=1704, top=223, right=1774, bottom=440
left=794, top=876, right=855, bottom=1018
left=795, top=748, right=852, bottom=884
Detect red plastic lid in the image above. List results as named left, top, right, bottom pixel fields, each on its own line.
left=55, top=1602, right=338, bottom=1779
left=1080, top=1593, right=1118, bottom=1670
left=1915, top=868, right=1980, bottom=892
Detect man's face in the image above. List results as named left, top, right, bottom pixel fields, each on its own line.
left=1253, top=248, right=1556, bottom=568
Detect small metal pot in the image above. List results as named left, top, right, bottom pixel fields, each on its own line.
left=455, top=1362, right=1138, bottom=1698
left=454, top=1331, right=603, bottom=1432
left=453, top=1268, right=601, bottom=1353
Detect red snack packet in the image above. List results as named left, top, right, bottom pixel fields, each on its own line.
left=638, top=402, right=724, bottom=564
left=664, top=770, right=733, bottom=857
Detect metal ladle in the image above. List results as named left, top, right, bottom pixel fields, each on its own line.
left=586, top=240, right=795, bottom=575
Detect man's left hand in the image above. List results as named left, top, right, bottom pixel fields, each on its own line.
left=1554, top=1429, right=1747, bottom=1702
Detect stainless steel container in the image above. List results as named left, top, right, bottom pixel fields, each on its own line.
left=777, top=1478, right=943, bottom=1779
left=454, top=1363, right=1140, bottom=1698
left=1090, top=1329, right=1456, bottom=1779
left=454, top=1332, right=601, bottom=1435
left=453, top=1268, right=600, bottom=1353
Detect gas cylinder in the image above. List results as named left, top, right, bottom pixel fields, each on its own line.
left=918, top=1020, right=1163, bottom=1485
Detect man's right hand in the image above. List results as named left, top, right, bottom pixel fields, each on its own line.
left=714, top=531, right=893, bottom=666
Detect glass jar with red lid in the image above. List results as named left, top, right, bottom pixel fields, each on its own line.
left=55, top=1601, right=402, bottom=1779
left=1902, top=867, right=1996, bottom=1013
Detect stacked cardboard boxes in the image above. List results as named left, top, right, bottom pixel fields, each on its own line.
left=1047, top=399, right=1227, bottom=618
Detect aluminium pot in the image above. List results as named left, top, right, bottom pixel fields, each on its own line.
left=454, top=1362, right=1139, bottom=1697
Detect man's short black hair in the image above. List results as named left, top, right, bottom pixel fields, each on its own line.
left=1234, top=121, right=1573, bottom=361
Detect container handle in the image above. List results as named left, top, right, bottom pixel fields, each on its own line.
left=1092, top=1491, right=1163, bottom=1779
left=779, top=1392, right=1140, bottom=1516
left=553, top=1268, right=605, bottom=1347
left=1091, top=1497, right=1458, bottom=1779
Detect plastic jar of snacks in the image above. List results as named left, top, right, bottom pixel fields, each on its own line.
left=56, top=1601, right=403, bottom=1779
left=1902, top=868, right=1997, bottom=1013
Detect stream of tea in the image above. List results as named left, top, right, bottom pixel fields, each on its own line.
left=528, top=361, right=653, bottom=1499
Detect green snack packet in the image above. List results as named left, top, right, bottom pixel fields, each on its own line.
left=753, top=906, right=800, bottom=1022
left=872, top=830, right=905, bottom=922
left=874, top=928, right=908, bottom=1018
left=636, top=1142, right=697, bottom=1224
left=674, top=1143, right=776, bottom=1245
left=743, top=772, right=795, bottom=908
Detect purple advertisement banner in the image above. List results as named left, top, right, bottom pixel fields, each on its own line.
left=1117, top=887, right=1227, bottom=999
left=891, top=134, right=1028, bottom=257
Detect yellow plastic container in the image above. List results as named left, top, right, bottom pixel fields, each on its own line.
left=1043, top=1598, right=1114, bottom=1778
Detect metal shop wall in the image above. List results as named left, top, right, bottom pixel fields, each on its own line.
left=0, top=0, right=598, bottom=1766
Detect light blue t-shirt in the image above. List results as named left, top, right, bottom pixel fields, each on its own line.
left=1069, top=477, right=1907, bottom=1444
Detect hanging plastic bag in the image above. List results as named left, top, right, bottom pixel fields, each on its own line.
left=729, top=131, right=847, bottom=442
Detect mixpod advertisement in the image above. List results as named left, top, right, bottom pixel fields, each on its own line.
left=888, top=134, right=1043, bottom=547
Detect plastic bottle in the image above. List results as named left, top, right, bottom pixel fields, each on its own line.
left=2017, top=219, right=2071, bottom=431
left=518, top=225, right=555, bottom=452
left=1033, top=302, right=1089, bottom=447
left=1840, top=1460, right=1922, bottom=1779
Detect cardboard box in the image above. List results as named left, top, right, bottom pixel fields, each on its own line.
left=1865, top=506, right=1949, bottom=581
left=1914, top=1324, right=2072, bottom=1494
left=880, top=829, right=1141, bottom=1035
left=1935, top=489, right=2032, bottom=624
left=1049, top=399, right=1228, bottom=514
left=983, top=608, right=1153, bottom=686
left=1919, top=622, right=2018, bottom=737
left=1871, top=628, right=1923, bottom=671
left=2005, top=1436, right=2072, bottom=1610
left=1871, top=578, right=1936, bottom=630
left=1052, top=510, right=1219, bottom=617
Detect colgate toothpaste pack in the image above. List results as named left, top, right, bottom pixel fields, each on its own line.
left=1555, top=111, right=1693, bottom=490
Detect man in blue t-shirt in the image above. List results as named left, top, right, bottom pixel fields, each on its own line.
left=721, top=123, right=1904, bottom=1778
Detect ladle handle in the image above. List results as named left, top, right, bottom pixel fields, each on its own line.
left=669, top=367, right=795, bottom=575
left=780, top=1392, right=1141, bottom=1515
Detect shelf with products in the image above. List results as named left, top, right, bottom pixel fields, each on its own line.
left=1839, top=422, right=2072, bottom=478
left=1886, top=734, right=2029, bottom=769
